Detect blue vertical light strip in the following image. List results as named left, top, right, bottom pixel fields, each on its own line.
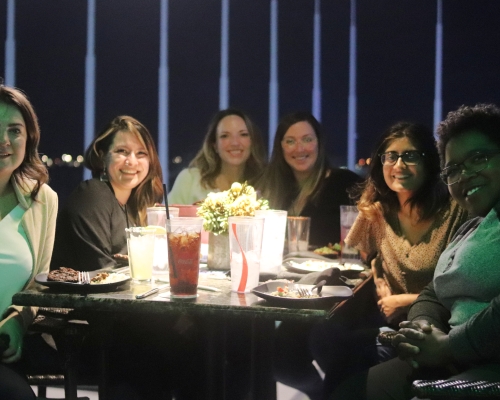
left=158, top=0, right=169, bottom=186
left=312, top=0, right=321, bottom=121
left=433, top=0, right=443, bottom=135
left=347, top=0, right=357, bottom=171
left=83, top=0, right=96, bottom=181
left=219, top=0, right=229, bottom=110
left=268, top=0, right=279, bottom=156
left=4, top=0, right=16, bottom=86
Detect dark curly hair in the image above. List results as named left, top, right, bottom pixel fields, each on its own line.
left=354, top=121, right=449, bottom=221
left=436, top=104, right=500, bottom=166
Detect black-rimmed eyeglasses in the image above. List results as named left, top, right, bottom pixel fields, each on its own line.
left=379, top=151, right=425, bottom=166
left=440, top=151, right=500, bottom=185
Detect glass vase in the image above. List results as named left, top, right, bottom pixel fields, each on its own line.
left=207, top=232, right=230, bottom=270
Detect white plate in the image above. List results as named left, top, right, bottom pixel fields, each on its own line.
left=252, top=281, right=353, bottom=308
left=35, top=272, right=130, bottom=293
left=283, top=258, right=365, bottom=275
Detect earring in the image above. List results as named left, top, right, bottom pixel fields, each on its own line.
left=100, top=166, right=109, bottom=182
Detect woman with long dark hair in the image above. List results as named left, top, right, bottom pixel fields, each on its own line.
left=312, top=121, right=468, bottom=399
left=51, top=115, right=163, bottom=271
left=0, top=85, right=58, bottom=400
left=257, top=111, right=361, bottom=246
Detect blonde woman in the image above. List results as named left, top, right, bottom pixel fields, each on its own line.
left=168, top=108, right=266, bottom=205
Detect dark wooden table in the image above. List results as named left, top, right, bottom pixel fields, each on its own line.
left=13, top=269, right=371, bottom=399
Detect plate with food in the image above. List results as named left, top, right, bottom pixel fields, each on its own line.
left=313, top=243, right=341, bottom=259
left=251, top=281, right=352, bottom=308
left=283, top=258, right=365, bottom=278
left=35, top=267, right=131, bottom=292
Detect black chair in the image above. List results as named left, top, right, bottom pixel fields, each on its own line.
left=26, top=308, right=92, bottom=400
left=412, top=379, right=500, bottom=399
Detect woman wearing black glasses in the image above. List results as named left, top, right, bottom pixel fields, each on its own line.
left=310, top=122, right=468, bottom=399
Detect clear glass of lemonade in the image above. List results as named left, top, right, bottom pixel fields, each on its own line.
left=126, top=227, right=156, bottom=282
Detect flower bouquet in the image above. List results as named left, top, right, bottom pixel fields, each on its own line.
left=197, top=182, right=269, bottom=235
left=197, top=182, right=269, bottom=270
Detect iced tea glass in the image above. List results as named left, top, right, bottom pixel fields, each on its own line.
left=167, top=217, right=203, bottom=299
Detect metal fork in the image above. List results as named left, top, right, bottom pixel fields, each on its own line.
left=78, top=271, right=91, bottom=285
left=296, top=286, right=312, bottom=298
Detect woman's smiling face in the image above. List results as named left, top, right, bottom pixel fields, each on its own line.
left=382, top=137, right=427, bottom=196
left=281, top=121, right=318, bottom=180
left=105, top=130, right=150, bottom=195
left=445, top=130, right=500, bottom=217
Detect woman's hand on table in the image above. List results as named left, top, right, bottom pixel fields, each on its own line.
left=0, top=317, right=24, bottom=363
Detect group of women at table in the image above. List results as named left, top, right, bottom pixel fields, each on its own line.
left=1, top=81, right=500, bottom=400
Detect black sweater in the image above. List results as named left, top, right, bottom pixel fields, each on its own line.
left=301, top=168, right=362, bottom=247
left=51, top=179, right=128, bottom=271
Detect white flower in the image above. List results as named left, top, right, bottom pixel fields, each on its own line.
left=197, top=182, right=268, bottom=235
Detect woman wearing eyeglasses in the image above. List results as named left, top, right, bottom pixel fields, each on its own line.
left=331, top=104, right=500, bottom=400
left=257, top=111, right=361, bottom=248
left=310, top=121, right=468, bottom=399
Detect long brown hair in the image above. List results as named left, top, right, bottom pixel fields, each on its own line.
left=354, top=121, right=449, bottom=221
left=189, top=108, right=266, bottom=189
left=0, top=85, right=48, bottom=200
left=257, top=111, right=328, bottom=215
left=84, top=116, right=163, bottom=226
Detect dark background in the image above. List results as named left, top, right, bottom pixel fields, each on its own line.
left=1, top=0, right=500, bottom=206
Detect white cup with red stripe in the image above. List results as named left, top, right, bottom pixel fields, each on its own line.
left=228, top=216, right=265, bottom=293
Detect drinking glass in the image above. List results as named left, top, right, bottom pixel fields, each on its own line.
left=126, top=227, right=156, bottom=282
left=228, top=216, right=265, bottom=293
left=254, top=210, right=287, bottom=275
left=146, top=207, right=179, bottom=276
left=167, top=217, right=203, bottom=298
left=340, top=205, right=361, bottom=262
left=287, top=216, right=311, bottom=253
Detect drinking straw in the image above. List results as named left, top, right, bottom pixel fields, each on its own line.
left=124, top=204, right=130, bottom=228
left=163, top=183, right=171, bottom=220
left=163, top=183, right=177, bottom=278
